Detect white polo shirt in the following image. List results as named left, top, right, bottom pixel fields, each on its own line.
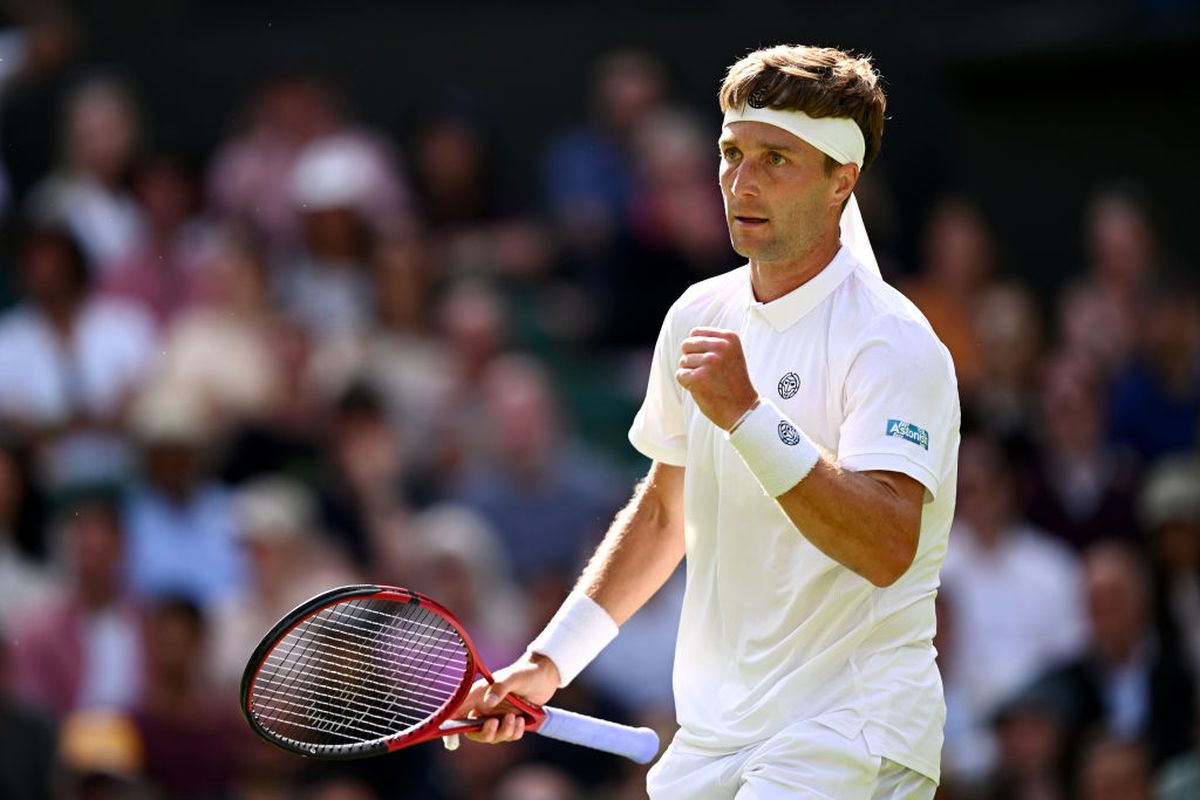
left=628, top=246, right=960, bottom=782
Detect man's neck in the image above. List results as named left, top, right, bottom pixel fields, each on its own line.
left=748, top=233, right=841, bottom=303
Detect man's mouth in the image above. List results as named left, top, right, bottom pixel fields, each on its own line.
left=733, top=215, right=769, bottom=226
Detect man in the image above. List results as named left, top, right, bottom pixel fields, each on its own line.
left=458, top=45, right=960, bottom=798
left=0, top=227, right=157, bottom=486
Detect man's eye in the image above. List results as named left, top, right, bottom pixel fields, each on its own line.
left=722, top=147, right=741, bottom=161
left=768, top=152, right=786, bottom=166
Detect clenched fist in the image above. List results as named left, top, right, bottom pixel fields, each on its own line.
left=676, top=327, right=759, bottom=430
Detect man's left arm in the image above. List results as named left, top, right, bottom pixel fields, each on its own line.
left=677, top=324, right=957, bottom=587
left=773, top=462, right=924, bottom=587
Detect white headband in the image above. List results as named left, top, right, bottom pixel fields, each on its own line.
left=722, top=103, right=880, bottom=279
left=722, top=105, right=866, bottom=168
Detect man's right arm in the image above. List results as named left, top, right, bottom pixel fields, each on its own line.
left=460, top=460, right=686, bottom=743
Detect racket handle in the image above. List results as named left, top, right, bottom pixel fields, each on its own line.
left=537, top=706, right=660, bottom=764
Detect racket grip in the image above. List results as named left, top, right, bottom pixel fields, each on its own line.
left=537, top=706, right=660, bottom=764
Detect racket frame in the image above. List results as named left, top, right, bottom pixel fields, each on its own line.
left=240, top=583, right=546, bottom=760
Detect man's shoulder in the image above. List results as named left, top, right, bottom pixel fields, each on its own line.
left=835, top=267, right=936, bottom=335
left=831, top=269, right=954, bottom=368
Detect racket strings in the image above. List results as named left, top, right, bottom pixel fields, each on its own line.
left=260, top=610, right=464, bottom=693
left=249, top=597, right=470, bottom=750
left=257, top=600, right=466, bottom=741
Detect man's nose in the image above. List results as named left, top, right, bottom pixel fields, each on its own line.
left=729, top=162, right=760, bottom=198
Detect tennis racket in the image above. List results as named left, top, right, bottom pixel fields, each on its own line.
left=240, top=584, right=660, bottom=764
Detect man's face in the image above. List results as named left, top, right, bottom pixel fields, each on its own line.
left=718, top=120, right=853, bottom=264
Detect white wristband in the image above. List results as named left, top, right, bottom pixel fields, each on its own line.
left=527, top=592, right=619, bottom=687
left=727, top=398, right=821, bottom=497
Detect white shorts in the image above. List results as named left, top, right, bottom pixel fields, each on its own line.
left=646, top=720, right=936, bottom=800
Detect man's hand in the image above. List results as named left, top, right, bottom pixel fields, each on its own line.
left=453, top=651, right=560, bottom=745
left=676, top=327, right=759, bottom=430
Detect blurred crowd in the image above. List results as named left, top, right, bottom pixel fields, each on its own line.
left=0, top=8, right=1198, bottom=800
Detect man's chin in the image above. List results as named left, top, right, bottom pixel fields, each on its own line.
left=729, top=236, right=775, bottom=261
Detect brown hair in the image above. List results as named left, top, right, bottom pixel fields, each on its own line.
left=719, top=45, right=886, bottom=171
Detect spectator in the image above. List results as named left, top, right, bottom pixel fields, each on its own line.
left=310, top=226, right=455, bottom=470
left=0, top=227, right=157, bottom=486
left=407, top=504, right=530, bottom=668
left=0, top=635, right=59, bottom=800
left=315, top=382, right=420, bottom=568
left=940, top=432, right=1086, bottom=775
left=1086, top=185, right=1159, bottom=301
left=603, top=109, right=730, bottom=348
left=153, top=226, right=285, bottom=429
left=9, top=490, right=145, bottom=718
left=543, top=50, right=667, bottom=261
left=1035, top=541, right=1196, bottom=767
left=279, top=134, right=399, bottom=338
left=210, top=475, right=358, bottom=688
left=1068, top=184, right=1162, bottom=373
left=902, top=196, right=999, bottom=395
left=1109, top=279, right=1200, bottom=462
left=207, top=71, right=407, bottom=250
left=122, top=387, right=246, bottom=610
left=0, top=440, right=54, bottom=630
left=1059, top=278, right=1133, bottom=378
left=1138, top=457, right=1200, bottom=672
left=452, top=354, right=622, bottom=584
left=130, top=597, right=245, bottom=800
left=1077, top=736, right=1154, bottom=800
left=57, top=708, right=147, bottom=800
left=25, top=75, right=144, bottom=271
left=215, top=312, right=325, bottom=487
left=628, top=108, right=730, bottom=270
left=1156, top=695, right=1200, bottom=800
left=982, top=682, right=1074, bottom=800
left=0, top=3, right=81, bottom=207
left=425, top=279, right=510, bottom=484
left=410, top=100, right=507, bottom=232
left=969, top=281, right=1044, bottom=438
left=100, top=152, right=216, bottom=328
left=937, top=590, right=993, bottom=791
left=1025, top=349, right=1141, bottom=552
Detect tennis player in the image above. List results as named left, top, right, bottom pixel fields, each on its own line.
left=458, top=44, right=960, bottom=799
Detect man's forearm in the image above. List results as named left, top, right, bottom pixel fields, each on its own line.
left=775, top=460, right=923, bottom=587
left=576, top=461, right=686, bottom=624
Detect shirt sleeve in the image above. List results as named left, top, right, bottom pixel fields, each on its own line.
left=628, top=302, right=688, bottom=466
left=836, top=316, right=960, bottom=501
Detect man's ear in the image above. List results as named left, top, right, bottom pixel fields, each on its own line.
left=831, top=163, right=859, bottom=208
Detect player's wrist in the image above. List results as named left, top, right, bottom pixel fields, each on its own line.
left=527, top=591, right=618, bottom=688
left=727, top=398, right=821, bottom=497
left=525, top=651, right=562, bottom=687
left=725, top=396, right=762, bottom=434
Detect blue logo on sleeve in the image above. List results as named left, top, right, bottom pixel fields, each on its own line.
left=886, top=419, right=929, bottom=450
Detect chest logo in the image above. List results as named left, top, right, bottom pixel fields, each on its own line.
left=886, top=419, right=930, bottom=450
left=778, top=420, right=802, bottom=446
left=777, top=372, right=801, bottom=399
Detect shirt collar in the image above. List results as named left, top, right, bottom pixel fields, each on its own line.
left=746, top=246, right=858, bottom=332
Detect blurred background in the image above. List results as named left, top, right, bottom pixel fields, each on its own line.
left=0, top=1, right=1197, bottom=798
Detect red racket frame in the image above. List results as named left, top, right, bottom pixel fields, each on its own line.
left=240, top=584, right=546, bottom=759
